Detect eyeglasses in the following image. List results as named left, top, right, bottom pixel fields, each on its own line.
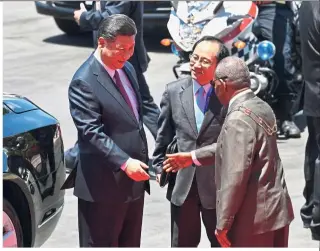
left=189, top=54, right=213, bottom=68
left=211, top=76, right=228, bottom=86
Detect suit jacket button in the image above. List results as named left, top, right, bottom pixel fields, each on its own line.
left=142, top=149, right=146, bottom=154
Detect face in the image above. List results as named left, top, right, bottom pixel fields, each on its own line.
left=98, top=35, right=135, bottom=70
left=190, top=41, right=220, bottom=85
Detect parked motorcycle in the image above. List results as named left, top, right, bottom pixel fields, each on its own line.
left=161, top=1, right=279, bottom=105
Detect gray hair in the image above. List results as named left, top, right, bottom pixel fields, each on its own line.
left=97, top=14, right=137, bottom=42
left=215, top=56, right=251, bottom=89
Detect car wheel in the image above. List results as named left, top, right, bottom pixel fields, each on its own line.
left=3, top=199, right=23, bottom=247
left=54, top=18, right=81, bottom=35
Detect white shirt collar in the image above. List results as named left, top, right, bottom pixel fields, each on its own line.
left=229, top=89, right=253, bottom=108
left=192, top=79, right=212, bottom=95
left=93, top=49, right=116, bottom=79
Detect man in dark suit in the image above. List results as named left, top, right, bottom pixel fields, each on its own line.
left=74, top=1, right=160, bottom=138
left=68, top=14, right=150, bottom=247
left=299, top=1, right=320, bottom=241
left=165, top=57, right=294, bottom=247
left=152, top=36, right=229, bottom=247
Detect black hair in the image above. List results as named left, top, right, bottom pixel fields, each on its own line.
left=192, top=36, right=230, bottom=63
left=97, top=14, right=137, bottom=43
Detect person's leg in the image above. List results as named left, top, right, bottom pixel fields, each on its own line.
left=257, top=6, right=300, bottom=137
left=230, top=229, right=274, bottom=247
left=200, top=207, right=220, bottom=247
left=301, top=116, right=319, bottom=227
left=170, top=184, right=201, bottom=247
left=273, top=225, right=289, bottom=247
left=78, top=198, right=127, bottom=247
left=310, top=117, right=320, bottom=240
left=119, top=196, right=145, bottom=247
left=272, top=6, right=300, bottom=137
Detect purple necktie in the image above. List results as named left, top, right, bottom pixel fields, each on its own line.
left=114, top=70, right=135, bottom=116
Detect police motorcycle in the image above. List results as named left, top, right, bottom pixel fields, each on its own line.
left=161, top=1, right=279, bottom=105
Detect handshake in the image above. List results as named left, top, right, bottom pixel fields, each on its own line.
left=125, top=152, right=193, bottom=182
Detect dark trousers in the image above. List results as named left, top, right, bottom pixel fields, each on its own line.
left=255, top=5, right=297, bottom=121
left=170, top=182, right=220, bottom=247
left=301, top=116, right=320, bottom=240
left=230, top=225, right=289, bottom=247
left=78, top=196, right=144, bottom=247
left=129, top=54, right=160, bottom=139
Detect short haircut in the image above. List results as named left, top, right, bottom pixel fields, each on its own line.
left=192, top=36, right=230, bottom=63
left=97, top=14, right=137, bottom=42
left=215, top=56, right=251, bottom=89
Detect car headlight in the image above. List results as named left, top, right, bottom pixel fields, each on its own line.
left=257, top=40, right=276, bottom=61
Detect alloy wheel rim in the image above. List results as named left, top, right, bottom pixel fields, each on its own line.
left=3, top=211, right=18, bottom=247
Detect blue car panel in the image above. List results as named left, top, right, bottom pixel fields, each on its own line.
left=3, top=96, right=38, bottom=114
left=3, top=93, right=65, bottom=247
left=3, top=110, right=58, bottom=139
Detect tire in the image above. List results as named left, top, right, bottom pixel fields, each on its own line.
left=3, top=199, right=23, bottom=247
left=54, top=18, right=82, bottom=35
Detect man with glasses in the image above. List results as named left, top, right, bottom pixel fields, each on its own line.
left=68, top=15, right=150, bottom=247
left=152, top=36, right=229, bottom=247
left=164, top=56, right=294, bottom=247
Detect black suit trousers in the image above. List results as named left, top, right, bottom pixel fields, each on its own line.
left=301, top=116, right=320, bottom=240
left=170, top=181, right=220, bottom=247
left=78, top=196, right=144, bottom=247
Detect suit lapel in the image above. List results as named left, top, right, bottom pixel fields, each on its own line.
left=91, top=56, right=139, bottom=125
left=180, top=78, right=198, bottom=137
left=198, top=91, right=222, bottom=137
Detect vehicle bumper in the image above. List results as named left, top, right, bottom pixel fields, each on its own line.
left=33, top=199, right=64, bottom=247
left=35, top=1, right=170, bottom=27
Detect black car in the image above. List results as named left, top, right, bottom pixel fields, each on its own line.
left=3, top=93, right=65, bottom=247
left=35, top=1, right=171, bottom=35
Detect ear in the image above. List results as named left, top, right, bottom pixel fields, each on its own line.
left=220, top=79, right=228, bottom=91
left=98, top=37, right=106, bottom=48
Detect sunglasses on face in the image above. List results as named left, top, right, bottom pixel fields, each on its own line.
left=210, top=76, right=228, bottom=87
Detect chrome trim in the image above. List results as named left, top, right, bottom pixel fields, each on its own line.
left=37, top=205, right=63, bottom=229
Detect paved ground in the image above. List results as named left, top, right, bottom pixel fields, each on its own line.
left=3, top=1, right=319, bottom=248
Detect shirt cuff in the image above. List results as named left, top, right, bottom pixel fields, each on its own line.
left=121, top=158, right=132, bottom=171
left=191, top=150, right=202, bottom=166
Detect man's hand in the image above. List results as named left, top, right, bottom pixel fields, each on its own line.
left=215, top=229, right=231, bottom=248
left=124, top=159, right=150, bottom=181
left=74, top=3, right=87, bottom=25
left=163, top=152, right=193, bottom=172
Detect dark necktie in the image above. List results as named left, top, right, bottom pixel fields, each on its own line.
left=114, top=70, right=135, bottom=116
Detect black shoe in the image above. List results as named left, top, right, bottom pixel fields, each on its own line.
left=281, top=120, right=301, bottom=138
